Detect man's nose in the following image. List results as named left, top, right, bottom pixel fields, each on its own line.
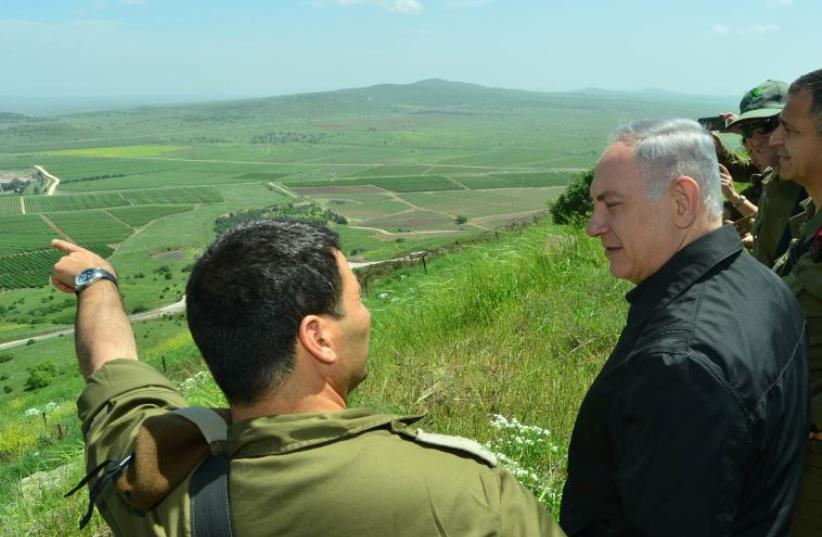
left=586, top=208, right=607, bottom=238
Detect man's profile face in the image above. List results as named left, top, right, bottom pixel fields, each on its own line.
left=770, top=90, right=822, bottom=186
left=741, top=119, right=780, bottom=172
left=586, top=142, right=679, bottom=285
left=332, top=250, right=371, bottom=391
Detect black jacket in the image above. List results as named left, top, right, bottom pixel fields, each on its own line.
left=560, top=225, right=809, bottom=537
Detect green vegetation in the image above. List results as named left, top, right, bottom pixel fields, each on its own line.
left=479, top=172, right=571, bottom=188
left=0, top=216, right=57, bottom=252
left=0, top=250, right=63, bottom=289
left=107, top=205, right=194, bottom=227
left=286, top=175, right=458, bottom=192
left=46, top=211, right=133, bottom=245
left=549, top=169, right=595, bottom=226
left=24, top=361, right=58, bottom=391
left=23, top=193, right=131, bottom=214
left=0, top=197, right=23, bottom=216
left=214, top=203, right=348, bottom=236
left=121, top=186, right=222, bottom=205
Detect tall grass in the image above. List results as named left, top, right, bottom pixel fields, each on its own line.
left=1, top=219, right=629, bottom=531
left=354, top=220, right=628, bottom=516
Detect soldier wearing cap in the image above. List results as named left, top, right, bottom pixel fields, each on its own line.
left=770, top=68, right=822, bottom=537
left=722, top=80, right=807, bottom=266
left=50, top=220, right=564, bottom=536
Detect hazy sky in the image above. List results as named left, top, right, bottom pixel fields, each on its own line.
left=0, top=0, right=817, bottom=100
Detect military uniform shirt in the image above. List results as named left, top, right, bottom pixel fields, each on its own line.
left=751, top=170, right=806, bottom=267
left=773, top=199, right=822, bottom=536
left=77, top=359, right=564, bottom=537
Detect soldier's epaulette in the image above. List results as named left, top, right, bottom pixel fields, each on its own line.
left=409, top=428, right=498, bottom=467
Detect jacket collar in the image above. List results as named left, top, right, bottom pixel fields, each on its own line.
left=226, top=407, right=423, bottom=458
left=624, top=225, right=742, bottom=331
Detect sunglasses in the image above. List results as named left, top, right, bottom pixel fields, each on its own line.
left=740, top=115, right=780, bottom=139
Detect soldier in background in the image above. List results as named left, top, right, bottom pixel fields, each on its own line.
left=721, top=80, right=807, bottom=266
left=770, top=68, right=822, bottom=537
left=51, top=221, right=563, bottom=537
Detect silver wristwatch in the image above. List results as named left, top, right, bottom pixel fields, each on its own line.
left=74, top=268, right=118, bottom=293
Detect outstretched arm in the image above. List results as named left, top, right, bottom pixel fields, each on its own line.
left=51, top=239, right=137, bottom=378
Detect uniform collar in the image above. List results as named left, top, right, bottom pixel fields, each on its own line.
left=625, top=225, right=742, bottom=330
left=226, top=407, right=423, bottom=458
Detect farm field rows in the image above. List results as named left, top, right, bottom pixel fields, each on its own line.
left=45, top=211, right=133, bottom=245
left=107, top=205, right=194, bottom=227
left=284, top=174, right=458, bottom=192
left=0, top=187, right=224, bottom=217
left=0, top=216, right=57, bottom=252
left=0, top=197, right=23, bottom=216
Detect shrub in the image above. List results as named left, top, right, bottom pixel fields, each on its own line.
left=0, top=353, right=12, bottom=363
left=3, top=385, right=12, bottom=393
left=455, top=215, right=468, bottom=225
left=548, top=168, right=594, bottom=227
left=24, top=361, right=58, bottom=391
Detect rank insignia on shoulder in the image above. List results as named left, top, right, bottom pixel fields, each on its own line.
left=413, top=429, right=498, bottom=467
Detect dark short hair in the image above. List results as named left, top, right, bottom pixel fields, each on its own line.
left=789, top=68, right=822, bottom=134
left=186, top=219, right=343, bottom=405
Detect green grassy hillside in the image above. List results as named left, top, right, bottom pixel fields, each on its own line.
left=0, top=218, right=628, bottom=534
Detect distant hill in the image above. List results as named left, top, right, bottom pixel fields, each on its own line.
left=29, top=79, right=735, bottom=124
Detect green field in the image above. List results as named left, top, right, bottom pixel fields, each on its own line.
left=0, top=250, right=63, bottom=289
left=0, top=197, right=23, bottom=216
left=285, top=174, right=459, bottom=192
left=0, top=216, right=57, bottom=252
left=107, top=205, right=194, bottom=227
left=121, top=186, right=223, bottom=205
left=0, top=245, right=114, bottom=290
left=45, top=211, right=133, bottom=245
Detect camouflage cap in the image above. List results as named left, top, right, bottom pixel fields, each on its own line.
left=725, top=80, right=788, bottom=130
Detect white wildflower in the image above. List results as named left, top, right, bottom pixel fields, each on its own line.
left=25, top=407, right=41, bottom=417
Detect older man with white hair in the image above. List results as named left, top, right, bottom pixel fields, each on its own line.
left=559, top=119, right=809, bottom=537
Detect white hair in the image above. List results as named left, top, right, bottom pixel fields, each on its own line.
left=610, top=118, right=723, bottom=219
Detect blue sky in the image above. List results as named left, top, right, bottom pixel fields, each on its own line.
left=0, top=0, right=817, bottom=100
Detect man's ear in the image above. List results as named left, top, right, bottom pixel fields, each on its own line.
left=670, top=176, right=700, bottom=228
left=297, top=315, right=338, bottom=365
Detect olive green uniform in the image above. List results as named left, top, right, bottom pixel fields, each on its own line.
left=78, top=360, right=563, bottom=537
left=774, top=200, right=822, bottom=536
left=751, top=170, right=806, bottom=267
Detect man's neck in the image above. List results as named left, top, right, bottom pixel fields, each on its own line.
left=230, top=383, right=348, bottom=422
left=807, top=184, right=822, bottom=212
left=677, top=217, right=722, bottom=255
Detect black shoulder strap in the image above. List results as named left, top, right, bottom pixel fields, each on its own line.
left=191, top=452, right=235, bottom=537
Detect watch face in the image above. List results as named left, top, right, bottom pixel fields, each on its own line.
left=76, top=268, right=98, bottom=287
